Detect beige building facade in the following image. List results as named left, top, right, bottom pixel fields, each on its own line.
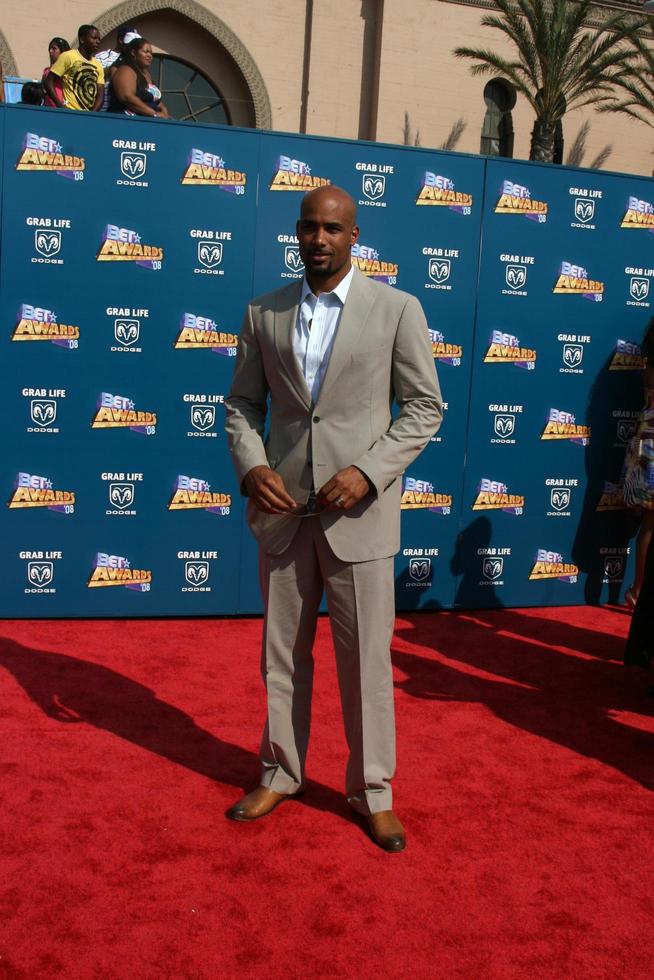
left=1, top=0, right=653, bottom=175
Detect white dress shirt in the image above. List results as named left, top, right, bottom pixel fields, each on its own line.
left=292, top=266, right=354, bottom=403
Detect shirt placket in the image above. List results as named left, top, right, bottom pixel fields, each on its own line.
left=306, top=296, right=324, bottom=398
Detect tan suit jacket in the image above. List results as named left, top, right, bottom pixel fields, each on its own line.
left=225, top=268, right=442, bottom=562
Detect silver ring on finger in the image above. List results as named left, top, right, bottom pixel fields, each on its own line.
left=336, top=495, right=345, bottom=507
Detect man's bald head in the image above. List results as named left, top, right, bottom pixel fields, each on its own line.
left=300, top=185, right=358, bottom=227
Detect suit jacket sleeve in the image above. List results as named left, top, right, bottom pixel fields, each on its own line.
left=352, top=295, right=442, bottom=495
left=224, top=304, right=270, bottom=485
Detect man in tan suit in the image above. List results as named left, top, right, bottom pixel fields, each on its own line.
left=225, top=186, right=442, bottom=850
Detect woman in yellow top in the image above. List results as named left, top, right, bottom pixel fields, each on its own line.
left=622, top=318, right=654, bottom=607
left=43, top=25, right=105, bottom=112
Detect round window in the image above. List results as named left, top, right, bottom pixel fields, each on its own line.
left=149, top=54, right=229, bottom=124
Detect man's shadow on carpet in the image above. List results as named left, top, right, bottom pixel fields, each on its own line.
left=0, top=637, right=357, bottom=822
left=393, top=610, right=654, bottom=791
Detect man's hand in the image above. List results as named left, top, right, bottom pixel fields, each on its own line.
left=244, top=465, right=299, bottom=515
left=317, top=466, right=371, bottom=511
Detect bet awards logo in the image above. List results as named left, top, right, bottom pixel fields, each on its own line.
left=97, top=225, right=163, bottom=269
left=356, top=162, right=393, bottom=208
left=20, top=550, right=62, bottom=594
left=553, top=261, right=604, bottom=301
left=17, top=132, right=85, bottom=179
left=596, top=481, right=626, bottom=512
left=178, top=550, right=219, bottom=592
left=621, top=194, right=654, bottom=231
left=609, top=339, right=644, bottom=371
left=270, top=154, right=330, bottom=191
left=495, top=179, right=548, bottom=222
left=101, top=472, right=143, bottom=516
left=27, top=216, right=70, bottom=264
left=351, top=243, right=398, bottom=284
left=429, top=329, right=462, bottom=366
left=416, top=171, right=473, bottom=213
left=569, top=187, right=601, bottom=230
left=484, top=329, right=536, bottom=369
left=175, top=312, right=238, bottom=355
left=181, top=148, right=247, bottom=193
left=529, top=549, right=578, bottom=583
left=8, top=472, right=74, bottom=513
left=87, top=552, right=152, bottom=591
left=112, top=137, right=155, bottom=187
left=401, top=477, right=452, bottom=514
left=472, top=478, right=524, bottom=515
left=92, top=392, right=156, bottom=435
left=12, top=304, right=79, bottom=348
left=541, top=408, right=590, bottom=446
left=168, top=475, right=232, bottom=515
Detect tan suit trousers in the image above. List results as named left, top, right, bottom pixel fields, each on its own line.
left=258, top=516, right=396, bottom=815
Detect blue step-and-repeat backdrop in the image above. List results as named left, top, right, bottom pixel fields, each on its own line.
left=0, top=104, right=648, bottom=616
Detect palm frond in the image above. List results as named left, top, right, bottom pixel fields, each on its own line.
left=455, top=0, right=649, bottom=158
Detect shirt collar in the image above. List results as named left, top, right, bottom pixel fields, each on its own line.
left=300, top=265, right=355, bottom=306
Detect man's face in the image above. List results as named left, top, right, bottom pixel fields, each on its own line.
left=296, top=192, right=359, bottom=280
left=81, top=29, right=101, bottom=55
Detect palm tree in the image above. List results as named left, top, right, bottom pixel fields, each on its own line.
left=600, top=33, right=654, bottom=131
left=455, top=0, right=645, bottom=163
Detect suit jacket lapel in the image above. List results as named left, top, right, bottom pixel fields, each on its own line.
left=315, top=269, right=375, bottom=406
left=273, top=282, right=312, bottom=409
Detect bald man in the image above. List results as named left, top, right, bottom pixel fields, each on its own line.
left=225, top=187, right=442, bottom=850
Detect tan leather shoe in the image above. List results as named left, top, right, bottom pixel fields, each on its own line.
left=226, top=786, right=295, bottom=822
left=367, top=810, right=406, bottom=852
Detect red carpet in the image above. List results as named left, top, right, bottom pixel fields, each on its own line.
left=0, top=606, right=652, bottom=979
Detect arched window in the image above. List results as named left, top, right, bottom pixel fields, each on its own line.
left=480, top=79, right=516, bottom=158
left=150, top=54, right=230, bottom=124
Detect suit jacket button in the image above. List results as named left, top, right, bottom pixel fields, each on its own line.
left=313, top=415, right=320, bottom=423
